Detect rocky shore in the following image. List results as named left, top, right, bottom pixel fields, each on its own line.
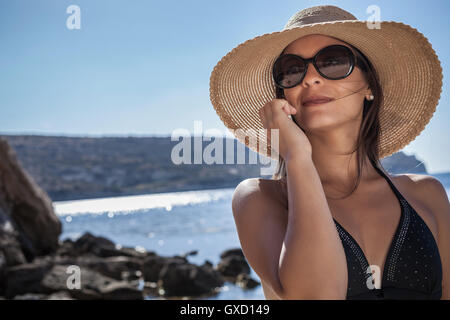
left=0, top=138, right=260, bottom=300
left=1, top=231, right=260, bottom=300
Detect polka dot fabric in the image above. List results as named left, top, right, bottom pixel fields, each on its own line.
left=333, top=164, right=443, bottom=300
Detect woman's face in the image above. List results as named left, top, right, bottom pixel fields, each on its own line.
left=282, top=34, right=372, bottom=133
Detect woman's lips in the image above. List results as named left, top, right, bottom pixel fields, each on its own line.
left=303, top=98, right=334, bottom=107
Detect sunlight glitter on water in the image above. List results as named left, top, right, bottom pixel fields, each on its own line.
left=53, top=188, right=234, bottom=216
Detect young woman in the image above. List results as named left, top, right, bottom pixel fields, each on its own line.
left=209, top=5, right=449, bottom=299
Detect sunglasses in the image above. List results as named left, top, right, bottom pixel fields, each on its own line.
left=272, top=44, right=365, bottom=89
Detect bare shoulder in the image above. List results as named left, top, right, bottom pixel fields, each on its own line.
left=393, top=172, right=441, bottom=184
left=392, top=173, right=447, bottom=203
left=232, top=178, right=288, bottom=216
left=391, top=173, right=449, bottom=223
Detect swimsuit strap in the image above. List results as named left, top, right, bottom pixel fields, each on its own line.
left=371, top=162, right=406, bottom=202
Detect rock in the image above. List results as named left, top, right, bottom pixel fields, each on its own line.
left=43, top=254, right=77, bottom=266
left=114, top=246, right=151, bottom=259
left=219, top=248, right=246, bottom=260
left=72, top=232, right=116, bottom=256
left=0, top=207, right=27, bottom=267
left=235, top=273, right=260, bottom=289
left=74, top=255, right=143, bottom=281
left=4, top=260, right=53, bottom=298
left=39, top=264, right=87, bottom=295
left=143, top=281, right=158, bottom=297
left=61, top=265, right=143, bottom=300
left=141, top=254, right=225, bottom=298
left=4, top=261, right=143, bottom=300
left=217, top=248, right=260, bottom=290
left=39, top=264, right=143, bottom=300
left=45, top=291, right=75, bottom=300
left=202, top=260, right=214, bottom=269
left=13, top=293, right=47, bottom=300
left=0, top=138, right=61, bottom=258
left=157, top=261, right=224, bottom=297
left=179, top=250, right=198, bottom=259
left=0, top=251, right=5, bottom=295
left=121, top=269, right=143, bottom=282
left=0, top=206, right=29, bottom=294
left=53, top=239, right=79, bottom=257
left=57, top=233, right=153, bottom=259
left=32, top=245, right=145, bottom=281
left=98, top=280, right=143, bottom=300
left=142, top=255, right=188, bottom=283
left=216, top=255, right=251, bottom=278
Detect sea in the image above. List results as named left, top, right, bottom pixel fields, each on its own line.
left=53, top=172, right=450, bottom=300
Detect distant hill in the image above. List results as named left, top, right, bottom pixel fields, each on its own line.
left=0, top=134, right=430, bottom=202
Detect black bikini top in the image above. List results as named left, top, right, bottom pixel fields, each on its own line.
left=333, top=164, right=443, bottom=300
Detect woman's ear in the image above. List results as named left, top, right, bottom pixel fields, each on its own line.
left=365, top=87, right=373, bottom=101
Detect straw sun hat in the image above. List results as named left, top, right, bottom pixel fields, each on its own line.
left=209, top=5, right=443, bottom=160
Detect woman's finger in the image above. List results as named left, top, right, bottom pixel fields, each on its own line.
left=281, top=100, right=297, bottom=115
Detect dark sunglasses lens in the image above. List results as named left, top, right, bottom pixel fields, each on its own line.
left=273, top=55, right=306, bottom=88
left=316, top=46, right=353, bottom=79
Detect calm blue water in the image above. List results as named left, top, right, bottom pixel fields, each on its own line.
left=54, top=173, right=450, bottom=300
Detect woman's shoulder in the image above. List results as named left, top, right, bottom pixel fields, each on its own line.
left=235, top=176, right=286, bottom=191
left=391, top=173, right=448, bottom=228
left=391, top=173, right=445, bottom=202
left=233, top=177, right=288, bottom=213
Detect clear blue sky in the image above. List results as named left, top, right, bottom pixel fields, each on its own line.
left=1, top=0, right=449, bottom=173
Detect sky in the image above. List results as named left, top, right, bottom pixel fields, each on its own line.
left=1, top=0, right=449, bottom=173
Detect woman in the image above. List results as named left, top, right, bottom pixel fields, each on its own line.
left=209, top=5, right=449, bottom=299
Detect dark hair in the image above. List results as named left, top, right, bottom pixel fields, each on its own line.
left=271, top=42, right=384, bottom=200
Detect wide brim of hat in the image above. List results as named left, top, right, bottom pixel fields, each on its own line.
left=209, top=20, right=443, bottom=161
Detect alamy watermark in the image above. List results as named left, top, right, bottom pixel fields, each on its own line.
left=366, top=265, right=381, bottom=289
left=170, top=121, right=279, bottom=176
left=366, top=5, right=381, bottom=29
left=66, top=265, right=81, bottom=290
left=66, top=5, right=81, bottom=30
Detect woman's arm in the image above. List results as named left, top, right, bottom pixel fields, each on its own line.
left=232, top=178, right=288, bottom=299
left=231, top=155, right=348, bottom=299
left=420, top=176, right=450, bottom=300
left=233, top=98, right=347, bottom=299
left=278, top=154, right=348, bottom=299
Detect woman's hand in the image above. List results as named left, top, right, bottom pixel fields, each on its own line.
left=259, top=99, right=312, bottom=162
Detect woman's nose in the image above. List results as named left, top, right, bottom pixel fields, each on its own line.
left=301, top=62, right=323, bottom=87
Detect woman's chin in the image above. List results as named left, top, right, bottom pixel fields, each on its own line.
left=300, top=118, right=342, bottom=133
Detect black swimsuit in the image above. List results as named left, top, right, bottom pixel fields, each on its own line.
left=332, top=164, right=443, bottom=300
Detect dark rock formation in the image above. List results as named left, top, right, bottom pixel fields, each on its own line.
left=1, top=238, right=144, bottom=299
left=217, top=255, right=251, bottom=277
left=141, top=253, right=227, bottom=298
left=215, top=248, right=260, bottom=289
left=1, top=230, right=261, bottom=300
left=0, top=138, right=61, bottom=258
left=142, top=255, right=188, bottom=283
left=4, top=261, right=142, bottom=300
left=0, top=138, right=62, bottom=295
left=235, top=273, right=260, bottom=289
left=157, top=260, right=224, bottom=297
